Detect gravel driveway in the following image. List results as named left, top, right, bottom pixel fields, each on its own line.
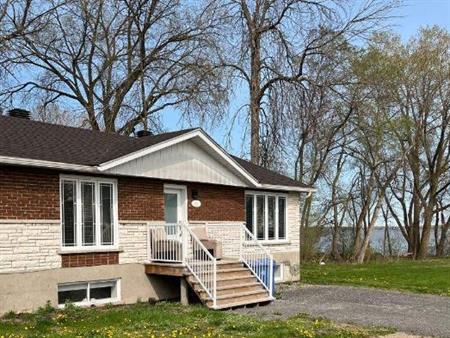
left=233, top=284, right=450, bottom=338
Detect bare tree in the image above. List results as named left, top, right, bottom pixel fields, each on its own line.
left=2, top=0, right=229, bottom=134
left=221, top=0, right=398, bottom=164
left=0, top=0, right=54, bottom=76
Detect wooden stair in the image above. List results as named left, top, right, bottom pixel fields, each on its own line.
left=186, top=259, right=273, bottom=309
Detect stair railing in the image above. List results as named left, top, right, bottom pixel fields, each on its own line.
left=181, top=223, right=217, bottom=308
left=148, top=223, right=218, bottom=307
left=239, top=223, right=274, bottom=297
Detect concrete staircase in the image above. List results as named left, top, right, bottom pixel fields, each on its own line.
left=186, top=259, right=273, bottom=309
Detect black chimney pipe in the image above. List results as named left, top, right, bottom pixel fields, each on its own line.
left=136, top=130, right=153, bottom=138
left=8, top=109, right=31, bottom=120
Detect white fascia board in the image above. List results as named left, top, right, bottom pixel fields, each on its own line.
left=0, top=156, right=97, bottom=172
left=259, top=184, right=316, bottom=193
left=97, top=129, right=261, bottom=187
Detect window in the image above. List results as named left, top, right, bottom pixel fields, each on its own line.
left=274, top=263, right=284, bottom=282
left=58, top=279, right=120, bottom=306
left=61, top=177, right=117, bottom=250
left=245, top=195, right=254, bottom=233
left=245, top=192, right=287, bottom=241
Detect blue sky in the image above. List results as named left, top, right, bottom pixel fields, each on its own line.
left=161, top=0, right=450, bottom=159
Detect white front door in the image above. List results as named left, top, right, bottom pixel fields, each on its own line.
left=164, top=185, right=187, bottom=237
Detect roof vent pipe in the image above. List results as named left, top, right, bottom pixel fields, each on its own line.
left=8, top=108, right=31, bottom=120
left=136, top=130, right=153, bottom=138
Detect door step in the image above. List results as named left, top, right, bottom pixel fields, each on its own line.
left=185, top=259, right=273, bottom=310
left=205, top=289, right=270, bottom=307
left=213, top=296, right=274, bottom=310
left=194, top=282, right=265, bottom=297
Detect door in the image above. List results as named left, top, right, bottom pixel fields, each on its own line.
left=164, top=185, right=187, bottom=238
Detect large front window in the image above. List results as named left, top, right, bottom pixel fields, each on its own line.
left=245, top=192, right=287, bottom=241
left=61, top=177, right=117, bottom=249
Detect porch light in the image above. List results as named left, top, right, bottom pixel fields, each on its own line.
left=191, top=190, right=201, bottom=208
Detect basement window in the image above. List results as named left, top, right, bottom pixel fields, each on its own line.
left=274, top=263, right=284, bottom=282
left=57, top=279, right=120, bottom=306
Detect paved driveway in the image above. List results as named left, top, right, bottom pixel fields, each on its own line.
left=233, top=284, right=450, bottom=337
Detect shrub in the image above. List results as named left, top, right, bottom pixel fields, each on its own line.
left=300, top=226, right=324, bottom=262
left=35, top=301, right=55, bottom=326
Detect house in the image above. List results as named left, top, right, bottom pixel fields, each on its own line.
left=0, top=112, right=314, bottom=313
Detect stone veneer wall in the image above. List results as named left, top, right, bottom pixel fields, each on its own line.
left=204, top=222, right=242, bottom=257
left=118, top=221, right=150, bottom=264
left=0, top=192, right=300, bottom=278
left=0, top=220, right=152, bottom=273
left=0, top=220, right=61, bottom=273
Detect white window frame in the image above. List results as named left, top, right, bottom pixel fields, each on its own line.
left=245, top=191, right=288, bottom=243
left=57, top=279, right=121, bottom=308
left=163, top=184, right=188, bottom=224
left=274, top=262, right=284, bottom=282
left=60, top=175, right=119, bottom=252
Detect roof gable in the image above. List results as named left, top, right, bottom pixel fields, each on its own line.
left=103, top=138, right=249, bottom=187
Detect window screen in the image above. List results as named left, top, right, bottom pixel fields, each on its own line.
left=245, top=195, right=254, bottom=233
left=62, top=181, right=76, bottom=246
left=100, top=183, right=113, bottom=245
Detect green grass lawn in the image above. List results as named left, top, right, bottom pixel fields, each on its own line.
left=301, top=258, right=450, bottom=296
left=0, top=302, right=393, bottom=338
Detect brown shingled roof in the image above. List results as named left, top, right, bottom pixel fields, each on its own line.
left=0, top=115, right=311, bottom=189
left=231, top=155, right=309, bottom=189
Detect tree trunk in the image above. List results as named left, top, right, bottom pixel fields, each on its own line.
left=356, top=195, right=383, bottom=263
left=418, top=193, right=436, bottom=258
left=386, top=224, right=393, bottom=256
left=331, top=226, right=343, bottom=261
left=301, top=195, right=312, bottom=228
left=435, top=219, right=449, bottom=257
left=352, top=195, right=372, bottom=260
left=249, top=33, right=261, bottom=165
left=409, top=141, right=422, bottom=258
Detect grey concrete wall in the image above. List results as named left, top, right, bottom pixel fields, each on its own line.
left=272, top=251, right=300, bottom=282
left=0, top=263, right=179, bottom=315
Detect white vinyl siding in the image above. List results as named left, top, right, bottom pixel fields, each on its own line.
left=104, top=140, right=247, bottom=187
left=245, top=192, right=288, bottom=242
left=60, top=176, right=118, bottom=251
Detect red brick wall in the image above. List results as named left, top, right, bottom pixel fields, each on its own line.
left=0, top=165, right=245, bottom=223
left=187, top=183, right=245, bottom=222
left=118, top=178, right=245, bottom=222
left=118, top=177, right=164, bottom=220
left=61, top=252, right=119, bottom=268
left=0, top=166, right=60, bottom=220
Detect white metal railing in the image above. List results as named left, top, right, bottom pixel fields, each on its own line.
left=147, top=223, right=217, bottom=308
left=147, top=222, right=274, bottom=307
left=239, top=223, right=274, bottom=297
left=147, top=223, right=183, bottom=262
left=183, top=225, right=217, bottom=308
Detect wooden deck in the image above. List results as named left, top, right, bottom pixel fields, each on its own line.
left=144, top=262, right=188, bottom=276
